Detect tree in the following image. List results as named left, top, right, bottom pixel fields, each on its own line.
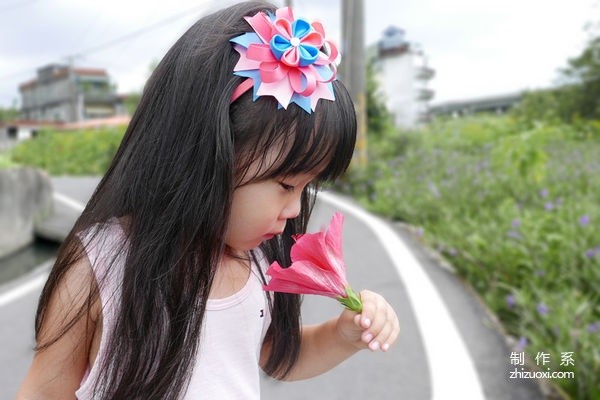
left=366, top=58, right=393, bottom=137
left=514, top=28, right=600, bottom=123
left=560, top=33, right=600, bottom=119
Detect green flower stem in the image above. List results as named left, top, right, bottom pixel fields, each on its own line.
left=337, top=286, right=363, bottom=312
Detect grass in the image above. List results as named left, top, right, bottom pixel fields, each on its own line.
left=9, top=127, right=125, bottom=175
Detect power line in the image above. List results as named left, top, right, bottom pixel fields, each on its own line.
left=69, top=1, right=215, bottom=58
left=0, top=0, right=220, bottom=83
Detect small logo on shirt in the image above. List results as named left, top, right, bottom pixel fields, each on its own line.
left=259, top=309, right=264, bottom=318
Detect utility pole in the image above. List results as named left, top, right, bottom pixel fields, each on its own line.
left=66, top=56, right=78, bottom=123
left=342, top=0, right=367, bottom=167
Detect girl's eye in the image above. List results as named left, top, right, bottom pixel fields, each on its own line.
left=279, top=182, right=296, bottom=192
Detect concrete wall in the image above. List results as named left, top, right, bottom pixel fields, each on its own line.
left=0, top=168, right=53, bottom=259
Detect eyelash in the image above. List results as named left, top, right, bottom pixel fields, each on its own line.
left=279, top=182, right=296, bottom=192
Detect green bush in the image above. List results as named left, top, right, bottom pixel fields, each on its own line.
left=0, top=152, right=17, bottom=169
left=341, top=115, right=600, bottom=399
left=9, top=127, right=125, bottom=175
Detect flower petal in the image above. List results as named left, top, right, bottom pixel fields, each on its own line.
left=265, top=260, right=346, bottom=297
left=291, top=18, right=312, bottom=40
left=297, top=44, right=319, bottom=66
left=270, top=34, right=292, bottom=60
left=324, top=212, right=345, bottom=275
left=256, top=79, right=294, bottom=108
left=273, top=18, right=293, bottom=40
left=244, top=13, right=276, bottom=44
left=258, top=61, right=289, bottom=83
left=275, top=6, right=295, bottom=23
left=281, top=47, right=301, bottom=67
left=299, top=31, right=324, bottom=48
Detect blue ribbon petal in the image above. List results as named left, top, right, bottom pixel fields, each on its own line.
left=298, top=44, right=319, bottom=67
left=291, top=19, right=311, bottom=40
left=290, top=93, right=313, bottom=113
left=233, top=70, right=262, bottom=101
left=314, top=64, right=334, bottom=81
left=270, top=34, right=292, bottom=60
left=230, top=32, right=262, bottom=48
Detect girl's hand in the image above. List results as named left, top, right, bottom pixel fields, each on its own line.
left=336, top=290, right=400, bottom=352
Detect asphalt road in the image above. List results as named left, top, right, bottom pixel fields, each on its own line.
left=0, top=177, right=546, bottom=399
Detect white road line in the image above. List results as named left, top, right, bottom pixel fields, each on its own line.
left=53, top=192, right=86, bottom=212
left=319, top=191, right=485, bottom=400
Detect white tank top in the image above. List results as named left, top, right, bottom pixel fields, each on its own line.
left=75, top=220, right=272, bottom=399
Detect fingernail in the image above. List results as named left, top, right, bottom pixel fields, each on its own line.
left=363, top=332, right=373, bottom=342
left=362, top=318, right=371, bottom=328
left=369, top=341, right=380, bottom=351
left=382, top=343, right=390, bottom=352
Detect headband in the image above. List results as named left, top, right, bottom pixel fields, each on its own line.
left=230, top=7, right=340, bottom=113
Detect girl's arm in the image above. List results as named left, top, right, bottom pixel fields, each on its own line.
left=261, top=290, right=399, bottom=381
left=16, top=256, right=100, bottom=400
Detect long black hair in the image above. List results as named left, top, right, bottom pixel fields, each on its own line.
left=34, top=2, right=356, bottom=399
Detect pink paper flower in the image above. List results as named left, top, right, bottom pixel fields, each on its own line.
left=263, top=212, right=363, bottom=312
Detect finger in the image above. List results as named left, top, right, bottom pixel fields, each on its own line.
left=357, top=290, right=378, bottom=329
left=360, top=295, right=399, bottom=351
left=376, top=307, right=400, bottom=352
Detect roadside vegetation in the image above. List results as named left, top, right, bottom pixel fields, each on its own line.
left=9, top=127, right=125, bottom=175
left=334, top=32, right=600, bottom=399
left=337, top=114, right=599, bottom=399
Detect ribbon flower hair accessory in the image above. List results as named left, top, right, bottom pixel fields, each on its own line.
left=230, top=6, right=340, bottom=113
left=263, top=212, right=363, bottom=312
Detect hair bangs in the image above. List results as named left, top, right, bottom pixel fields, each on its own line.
left=230, top=80, right=356, bottom=185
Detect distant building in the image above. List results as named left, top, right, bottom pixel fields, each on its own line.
left=19, top=64, right=125, bottom=123
left=372, top=26, right=435, bottom=128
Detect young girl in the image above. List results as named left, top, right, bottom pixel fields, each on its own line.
left=17, top=2, right=399, bottom=399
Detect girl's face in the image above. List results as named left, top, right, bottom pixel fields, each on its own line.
left=225, top=172, right=314, bottom=252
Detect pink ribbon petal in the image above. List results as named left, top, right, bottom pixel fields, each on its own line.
left=256, top=80, right=294, bottom=108
left=259, top=61, right=289, bottom=83
left=275, top=6, right=295, bottom=22
left=232, top=45, right=262, bottom=71
left=244, top=13, right=275, bottom=44
left=246, top=43, right=277, bottom=63
left=311, top=21, right=325, bottom=37
left=300, top=31, right=324, bottom=47
left=273, top=18, right=293, bottom=40
left=289, top=67, right=317, bottom=96
left=281, top=47, right=300, bottom=67
left=309, top=82, right=335, bottom=110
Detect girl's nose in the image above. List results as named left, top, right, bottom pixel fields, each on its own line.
left=281, top=194, right=302, bottom=220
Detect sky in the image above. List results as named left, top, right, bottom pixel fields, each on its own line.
left=0, top=0, right=597, bottom=108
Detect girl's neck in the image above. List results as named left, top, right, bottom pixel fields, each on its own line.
left=209, top=252, right=251, bottom=299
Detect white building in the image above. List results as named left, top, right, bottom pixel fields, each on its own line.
left=373, top=26, right=434, bottom=128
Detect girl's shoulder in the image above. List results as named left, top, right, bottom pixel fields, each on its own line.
left=76, top=217, right=129, bottom=308
left=78, top=217, right=128, bottom=268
